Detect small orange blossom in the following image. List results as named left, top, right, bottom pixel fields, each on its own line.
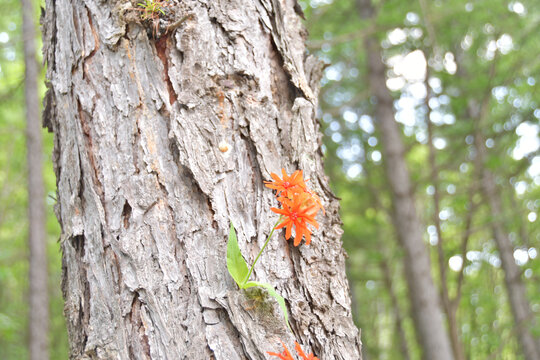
left=264, top=168, right=307, bottom=198
left=271, top=193, right=319, bottom=246
left=267, top=340, right=295, bottom=360
left=266, top=169, right=324, bottom=246
left=268, top=341, right=319, bottom=360
left=294, top=342, right=319, bottom=360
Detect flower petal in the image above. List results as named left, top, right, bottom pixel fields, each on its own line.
left=304, top=230, right=311, bottom=245
left=275, top=218, right=291, bottom=230
left=285, top=223, right=292, bottom=240
left=271, top=207, right=289, bottom=216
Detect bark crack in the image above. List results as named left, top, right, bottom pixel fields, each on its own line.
left=155, top=34, right=177, bottom=105
left=129, top=291, right=152, bottom=359
left=77, top=97, right=105, bottom=203
left=82, top=8, right=100, bottom=80
left=122, top=200, right=132, bottom=229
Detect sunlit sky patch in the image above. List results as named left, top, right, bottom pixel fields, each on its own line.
left=513, top=248, right=529, bottom=266
left=405, top=12, right=419, bottom=25
left=466, top=250, right=501, bottom=270
left=308, top=0, right=333, bottom=8
left=427, top=225, right=438, bottom=245
left=449, top=255, right=463, bottom=272
left=346, top=164, right=362, bottom=179
left=387, top=28, right=407, bottom=46
left=513, top=122, right=539, bottom=160
left=343, top=110, right=357, bottom=124
left=508, top=1, right=526, bottom=16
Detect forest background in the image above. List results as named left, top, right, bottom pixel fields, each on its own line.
left=0, top=0, right=539, bottom=359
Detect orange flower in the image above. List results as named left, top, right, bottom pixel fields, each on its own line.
left=265, top=168, right=325, bottom=245
left=267, top=340, right=295, bottom=360
left=295, top=342, right=319, bottom=360
left=268, top=341, right=319, bottom=360
left=271, top=193, right=320, bottom=246
left=264, top=168, right=307, bottom=198
left=303, top=188, right=325, bottom=215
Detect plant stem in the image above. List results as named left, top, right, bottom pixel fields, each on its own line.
left=242, top=218, right=282, bottom=285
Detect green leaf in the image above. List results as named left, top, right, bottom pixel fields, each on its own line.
left=245, top=281, right=291, bottom=331
left=226, top=223, right=249, bottom=288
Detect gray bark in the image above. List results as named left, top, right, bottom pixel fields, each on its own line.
left=23, top=0, right=50, bottom=357
left=41, top=0, right=362, bottom=359
left=470, top=104, right=540, bottom=360
left=357, top=0, right=454, bottom=358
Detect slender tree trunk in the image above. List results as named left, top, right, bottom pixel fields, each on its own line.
left=363, top=155, right=411, bottom=360
left=41, top=0, right=362, bottom=358
left=447, top=193, right=476, bottom=360
left=508, top=186, right=531, bottom=248
left=357, top=1, right=454, bottom=358
left=425, top=74, right=466, bottom=360
left=470, top=104, right=540, bottom=360
left=23, top=0, right=50, bottom=357
left=347, top=262, right=369, bottom=360
left=380, top=258, right=410, bottom=360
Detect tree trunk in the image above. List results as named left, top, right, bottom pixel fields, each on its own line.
left=380, top=258, right=410, bottom=360
left=470, top=104, right=540, bottom=360
left=356, top=1, right=454, bottom=358
left=425, top=74, right=465, bottom=360
left=23, top=0, right=50, bottom=357
left=363, top=156, right=410, bottom=360
left=41, top=0, right=362, bottom=358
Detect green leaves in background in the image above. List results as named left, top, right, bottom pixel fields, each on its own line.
left=302, top=0, right=540, bottom=358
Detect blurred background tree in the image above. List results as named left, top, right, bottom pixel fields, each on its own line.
left=0, top=0, right=67, bottom=358
left=1, top=0, right=539, bottom=358
left=304, top=0, right=539, bottom=358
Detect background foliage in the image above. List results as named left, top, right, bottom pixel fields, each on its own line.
left=303, top=0, right=539, bottom=358
left=0, top=0, right=538, bottom=358
left=0, top=0, right=67, bottom=358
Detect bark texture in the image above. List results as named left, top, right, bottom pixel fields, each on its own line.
left=357, top=0, right=454, bottom=358
left=23, top=0, right=50, bottom=357
left=41, top=0, right=361, bottom=359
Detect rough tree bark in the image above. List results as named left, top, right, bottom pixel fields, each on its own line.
left=41, top=0, right=362, bottom=358
left=357, top=0, right=454, bottom=359
left=23, top=0, right=50, bottom=357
